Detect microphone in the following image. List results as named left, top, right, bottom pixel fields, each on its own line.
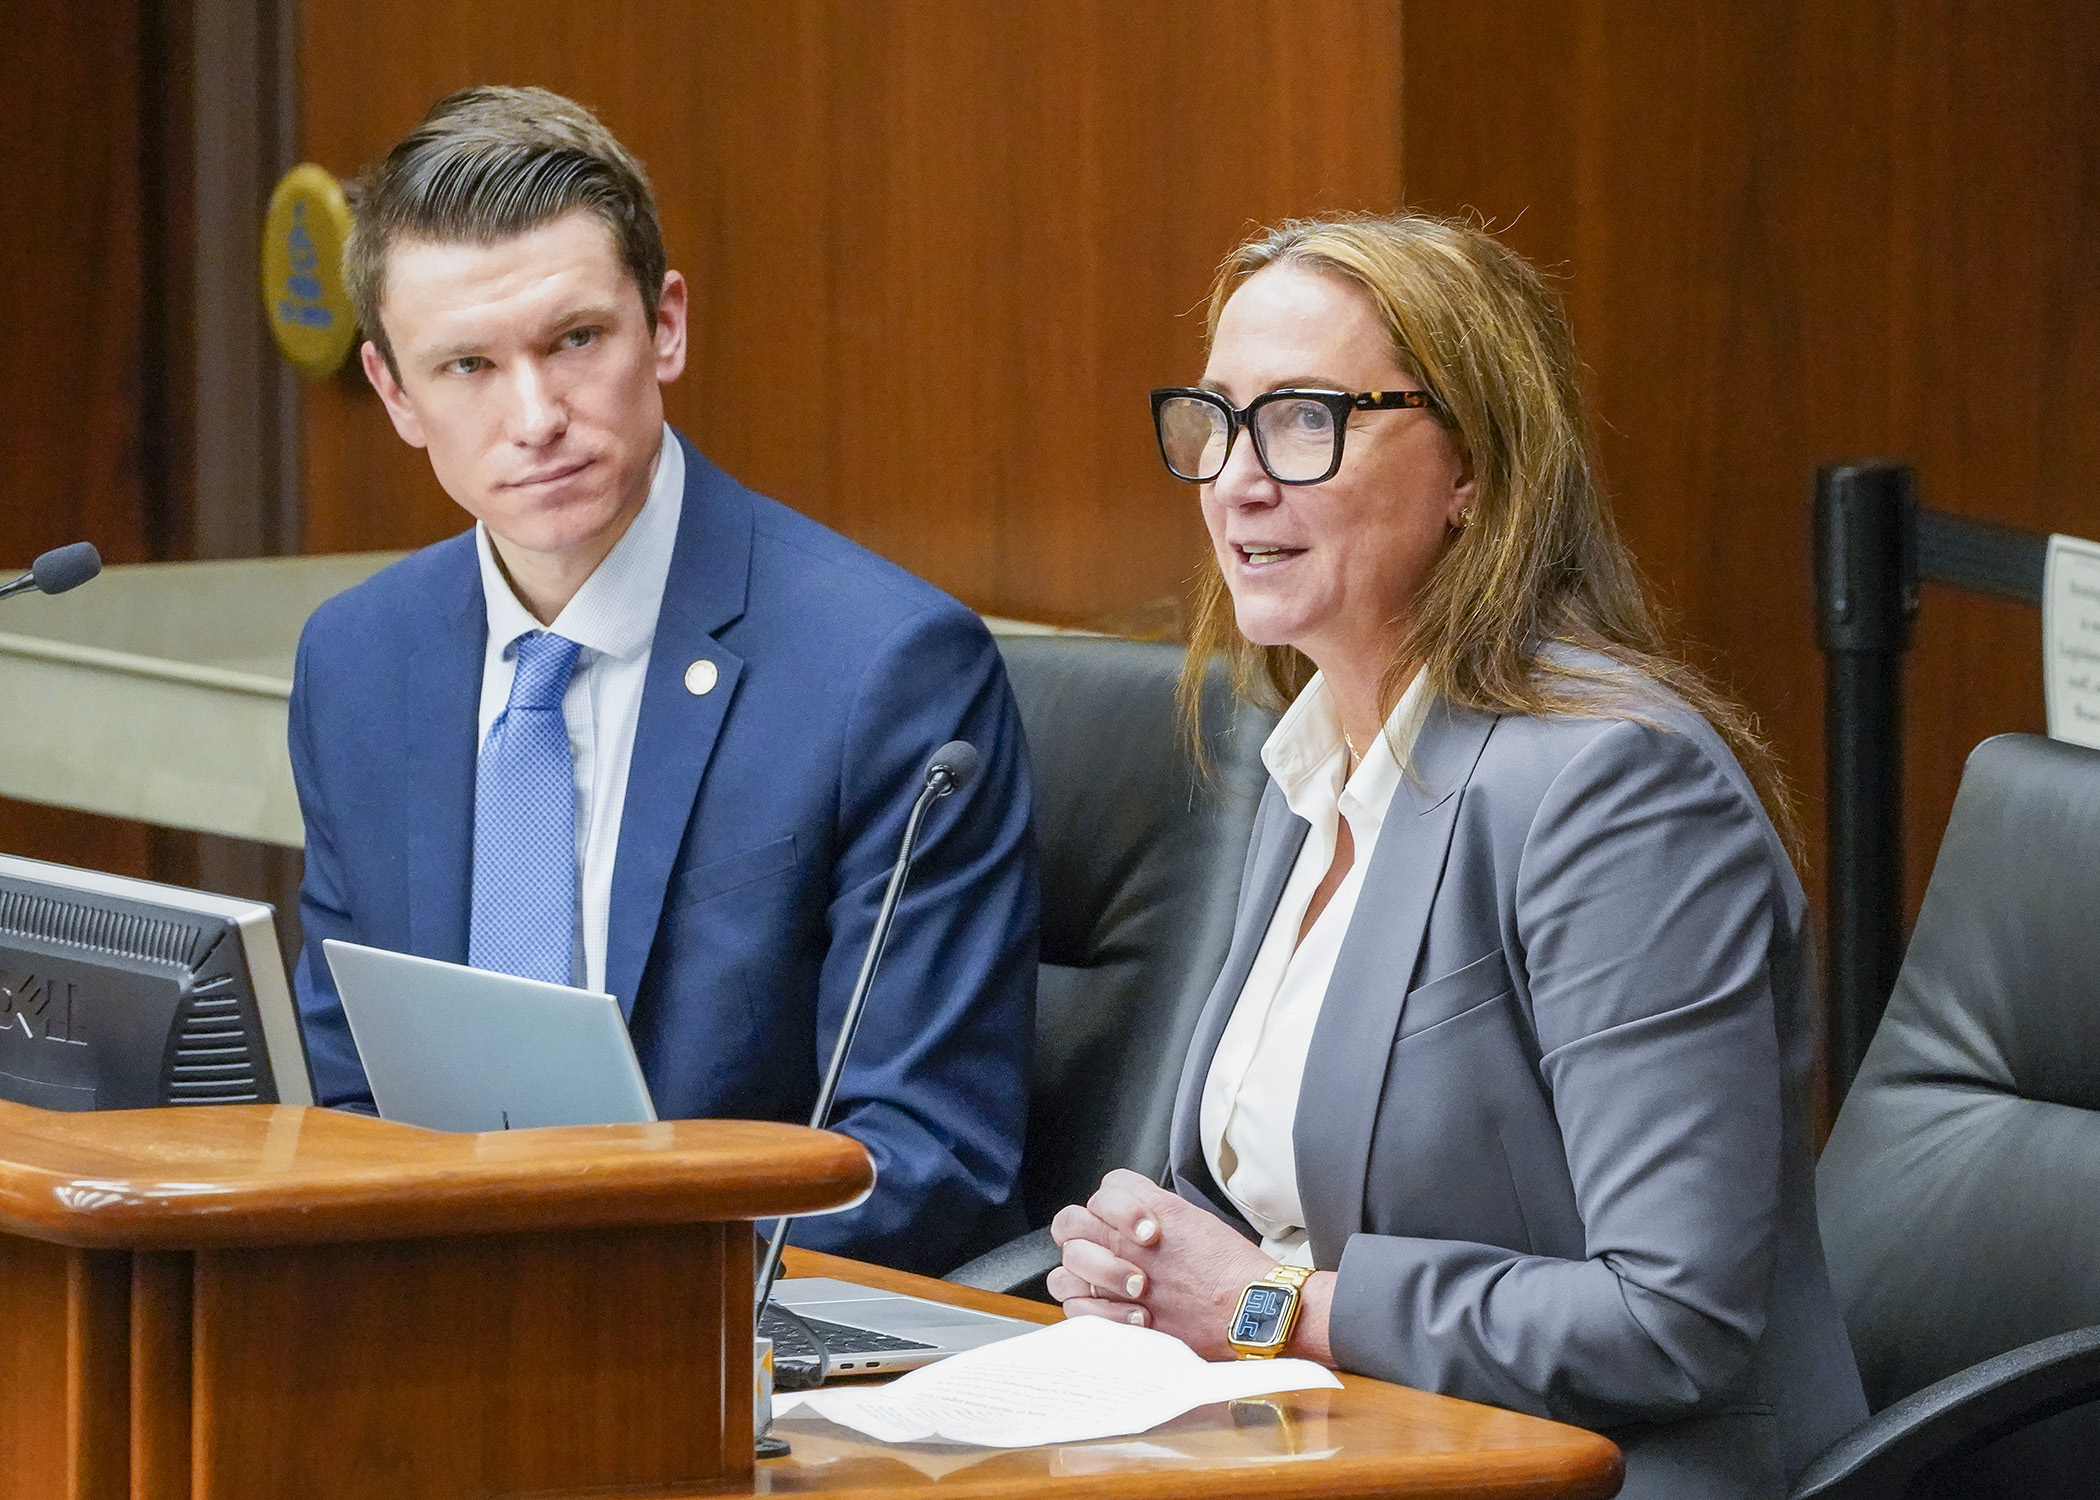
left=928, top=740, right=980, bottom=794
left=754, top=740, right=982, bottom=1333
left=0, top=542, right=102, bottom=604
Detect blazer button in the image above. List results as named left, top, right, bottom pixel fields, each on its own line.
left=685, top=659, right=719, bottom=696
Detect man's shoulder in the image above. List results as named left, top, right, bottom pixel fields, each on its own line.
left=749, top=495, right=964, bottom=624
left=687, top=457, right=976, bottom=649
left=302, top=530, right=479, bottom=642
left=296, top=530, right=479, bottom=689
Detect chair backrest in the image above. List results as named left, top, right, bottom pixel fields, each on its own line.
left=993, top=633, right=1272, bottom=1229
left=1818, top=732, right=2100, bottom=1414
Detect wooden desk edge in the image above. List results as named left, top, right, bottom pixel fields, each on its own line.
left=0, top=1104, right=874, bottom=1247
left=778, top=1248, right=1625, bottom=1499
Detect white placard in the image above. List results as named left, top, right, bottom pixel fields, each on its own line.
left=2044, top=533, right=2100, bottom=750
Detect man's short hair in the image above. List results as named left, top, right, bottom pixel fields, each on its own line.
left=345, top=85, right=666, bottom=381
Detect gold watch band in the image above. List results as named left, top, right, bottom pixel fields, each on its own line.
left=1264, top=1263, right=1315, bottom=1292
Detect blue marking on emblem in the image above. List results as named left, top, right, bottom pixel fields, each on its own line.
left=276, top=196, right=337, bottom=337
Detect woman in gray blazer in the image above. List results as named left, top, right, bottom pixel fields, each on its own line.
left=1048, top=212, right=1866, bottom=1500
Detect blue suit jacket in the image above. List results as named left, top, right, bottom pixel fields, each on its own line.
left=287, top=432, right=1039, bottom=1272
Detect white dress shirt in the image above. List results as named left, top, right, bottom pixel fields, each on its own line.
left=475, top=425, right=684, bottom=997
left=1199, top=669, right=1431, bottom=1265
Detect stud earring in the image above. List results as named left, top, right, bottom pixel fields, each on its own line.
left=1456, top=506, right=1476, bottom=529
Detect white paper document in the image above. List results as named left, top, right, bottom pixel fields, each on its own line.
left=772, top=1314, right=1340, bottom=1448
left=2045, top=533, right=2100, bottom=750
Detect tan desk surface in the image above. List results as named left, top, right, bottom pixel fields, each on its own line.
left=757, top=1249, right=1622, bottom=1500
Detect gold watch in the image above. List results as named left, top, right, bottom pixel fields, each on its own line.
left=1226, top=1262, right=1313, bottom=1359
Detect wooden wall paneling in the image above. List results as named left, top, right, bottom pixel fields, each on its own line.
left=188, top=0, right=303, bottom=562
left=190, top=1225, right=745, bottom=1500
left=1402, top=1, right=2100, bottom=971
left=1, top=0, right=297, bottom=909
left=991, top=0, right=1404, bottom=626
left=1395, top=1, right=1582, bottom=273
left=1405, top=3, right=1904, bottom=910
left=151, top=0, right=309, bottom=1005
left=1, top=0, right=317, bottom=922
left=1885, top=0, right=2100, bottom=909
left=141, top=0, right=198, bottom=571
left=295, top=0, right=1401, bottom=626
left=0, top=3, right=158, bottom=881
left=0, top=4, right=155, bottom=569
left=0, top=802, right=156, bottom=893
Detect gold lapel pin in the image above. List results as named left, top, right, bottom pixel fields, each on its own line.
left=684, top=659, right=719, bottom=696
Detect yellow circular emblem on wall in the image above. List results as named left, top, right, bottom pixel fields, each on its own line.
left=261, top=164, right=357, bottom=378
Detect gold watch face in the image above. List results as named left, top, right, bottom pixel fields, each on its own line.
left=1229, top=1282, right=1296, bottom=1351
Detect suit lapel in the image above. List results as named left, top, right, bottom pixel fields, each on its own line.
left=1295, top=698, right=1498, bottom=1267
left=603, top=434, right=754, bottom=1016
left=403, top=543, right=485, bottom=962
left=1169, top=782, right=1306, bottom=1211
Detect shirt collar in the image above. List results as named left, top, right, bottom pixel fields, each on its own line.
left=476, top=424, right=685, bottom=663
left=1261, top=668, right=1434, bottom=836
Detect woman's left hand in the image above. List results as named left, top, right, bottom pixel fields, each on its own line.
left=1046, top=1168, right=1335, bottom=1363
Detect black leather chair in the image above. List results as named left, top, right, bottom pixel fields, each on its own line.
left=1798, top=733, right=2100, bottom=1499
left=945, top=633, right=1272, bottom=1297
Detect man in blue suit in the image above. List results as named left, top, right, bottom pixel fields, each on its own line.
left=288, top=86, right=1037, bottom=1273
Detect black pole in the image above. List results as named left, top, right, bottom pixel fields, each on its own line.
left=1815, top=462, right=1918, bottom=1104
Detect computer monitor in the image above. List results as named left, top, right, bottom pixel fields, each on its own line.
left=0, top=853, right=311, bottom=1111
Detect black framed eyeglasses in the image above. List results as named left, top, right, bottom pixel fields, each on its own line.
left=1149, top=386, right=1438, bottom=486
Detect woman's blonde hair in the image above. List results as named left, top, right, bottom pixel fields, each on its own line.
left=1178, top=211, right=1798, bottom=853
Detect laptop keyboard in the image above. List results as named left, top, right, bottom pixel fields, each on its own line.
left=759, top=1305, right=938, bottom=1362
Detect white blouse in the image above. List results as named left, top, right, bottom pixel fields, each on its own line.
left=1199, top=670, right=1430, bottom=1265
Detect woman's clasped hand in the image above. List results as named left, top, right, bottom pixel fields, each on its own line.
left=1047, top=1168, right=1333, bottom=1362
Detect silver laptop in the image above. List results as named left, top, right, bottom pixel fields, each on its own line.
left=325, top=939, right=1027, bottom=1373
left=763, top=1277, right=1034, bottom=1377
left=324, top=939, right=655, bottom=1131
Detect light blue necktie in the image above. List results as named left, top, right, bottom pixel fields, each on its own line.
left=468, top=630, right=583, bottom=984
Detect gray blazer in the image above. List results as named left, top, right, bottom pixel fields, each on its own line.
left=1169, top=679, right=1866, bottom=1500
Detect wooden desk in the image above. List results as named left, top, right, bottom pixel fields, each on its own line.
left=0, top=1101, right=1619, bottom=1500
left=760, top=1249, right=1623, bottom=1500
left=0, top=1102, right=871, bottom=1500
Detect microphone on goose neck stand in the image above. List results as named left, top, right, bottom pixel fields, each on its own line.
left=754, top=738, right=984, bottom=1319
left=0, top=542, right=102, bottom=603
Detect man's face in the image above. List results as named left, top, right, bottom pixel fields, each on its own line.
left=362, top=209, right=687, bottom=566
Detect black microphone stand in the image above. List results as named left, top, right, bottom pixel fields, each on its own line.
left=753, top=744, right=975, bottom=1319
